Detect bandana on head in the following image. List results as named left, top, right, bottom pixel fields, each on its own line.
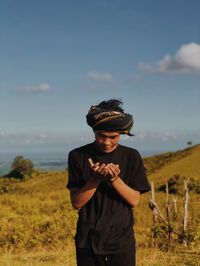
left=86, top=105, right=134, bottom=135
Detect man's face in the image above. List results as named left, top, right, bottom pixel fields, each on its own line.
left=94, top=131, right=120, bottom=153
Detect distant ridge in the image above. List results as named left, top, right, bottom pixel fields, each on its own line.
left=144, top=144, right=200, bottom=182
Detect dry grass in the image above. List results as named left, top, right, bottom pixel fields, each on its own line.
left=137, top=247, right=200, bottom=266
left=148, top=144, right=200, bottom=182
left=0, top=144, right=200, bottom=265
left=0, top=246, right=199, bottom=266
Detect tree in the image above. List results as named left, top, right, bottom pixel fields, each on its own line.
left=187, top=141, right=192, bottom=146
left=9, top=156, right=34, bottom=180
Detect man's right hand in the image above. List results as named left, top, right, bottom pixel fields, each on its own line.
left=88, top=158, right=108, bottom=181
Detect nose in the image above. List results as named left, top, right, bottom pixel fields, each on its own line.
left=103, top=138, right=111, bottom=145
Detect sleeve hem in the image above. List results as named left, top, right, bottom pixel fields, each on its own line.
left=131, top=186, right=151, bottom=194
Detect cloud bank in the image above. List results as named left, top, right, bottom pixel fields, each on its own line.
left=140, top=43, right=200, bottom=74
left=1, top=130, right=199, bottom=153
left=13, top=83, right=52, bottom=93
left=87, top=71, right=112, bottom=82
left=87, top=71, right=113, bottom=90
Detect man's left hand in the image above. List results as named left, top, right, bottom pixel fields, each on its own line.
left=105, top=163, right=120, bottom=180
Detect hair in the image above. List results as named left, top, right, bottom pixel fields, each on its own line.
left=96, top=99, right=124, bottom=112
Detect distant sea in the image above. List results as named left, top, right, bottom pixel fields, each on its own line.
left=0, top=150, right=163, bottom=176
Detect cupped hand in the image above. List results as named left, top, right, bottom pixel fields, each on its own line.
left=88, top=158, right=108, bottom=180
left=104, top=163, right=120, bottom=180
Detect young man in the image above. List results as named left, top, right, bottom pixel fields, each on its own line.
left=67, top=99, right=150, bottom=266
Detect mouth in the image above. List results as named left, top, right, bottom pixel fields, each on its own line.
left=102, top=145, right=111, bottom=149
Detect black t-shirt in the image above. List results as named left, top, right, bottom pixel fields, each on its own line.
left=67, top=143, right=150, bottom=255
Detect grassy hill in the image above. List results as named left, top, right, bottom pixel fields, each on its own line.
left=144, top=144, right=200, bottom=183
left=0, top=171, right=77, bottom=255
left=0, top=145, right=200, bottom=265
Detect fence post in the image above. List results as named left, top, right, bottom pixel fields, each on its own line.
left=150, top=181, right=158, bottom=223
left=172, top=197, right=178, bottom=215
left=166, top=181, right=171, bottom=243
left=183, top=180, right=189, bottom=247
left=149, top=181, right=166, bottom=222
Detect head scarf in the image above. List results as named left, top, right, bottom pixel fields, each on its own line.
left=86, top=105, right=134, bottom=136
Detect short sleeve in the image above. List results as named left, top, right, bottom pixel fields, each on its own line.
left=128, top=151, right=150, bottom=194
left=67, top=151, right=82, bottom=189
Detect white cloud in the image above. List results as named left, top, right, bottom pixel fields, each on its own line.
left=0, top=131, right=94, bottom=147
left=140, top=43, right=200, bottom=74
left=13, top=83, right=52, bottom=93
left=161, top=132, right=178, bottom=142
left=132, top=73, right=142, bottom=81
left=0, top=130, right=9, bottom=138
left=0, top=132, right=49, bottom=145
left=87, top=71, right=112, bottom=82
left=1, top=130, right=199, bottom=153
left=87, top=71, right=113, bottom=90
left=37, top=83, right=51, bottom=92
left=89, top=84, right=97, bottom=90
left=130, top=131, right=179, bottom=142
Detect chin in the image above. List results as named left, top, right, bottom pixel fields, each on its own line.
left=102, top=147, right=115, bottom=153
left=103, top=149, right=112, bottom=153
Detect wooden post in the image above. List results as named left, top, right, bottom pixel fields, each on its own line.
left=150, top=181, right=166, bottom=222
left=183, top=180, right=189, bottom=247
left=166, top=181, right=171, bottom=243
left=150, top=181, right=158, bottom=223
left=172, top=197, right=177, bottom=215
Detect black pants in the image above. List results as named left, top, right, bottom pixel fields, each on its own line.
left=76, top=247, right=135, bottom=266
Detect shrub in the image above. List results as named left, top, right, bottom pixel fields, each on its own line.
left=5, top=156, right=34, bottom=180
left=158, top=175, right=200, bottom=195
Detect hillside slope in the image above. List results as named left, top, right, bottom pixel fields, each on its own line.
left=144, top=144, right=200, bottom=183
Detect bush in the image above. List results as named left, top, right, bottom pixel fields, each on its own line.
left=5, top=156, right=34, bottom=180
left=158, top=175, right=200, bottom=195
left=151, top=216, right=200, bottom=249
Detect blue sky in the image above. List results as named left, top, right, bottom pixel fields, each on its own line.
left=0, top=0, right=200, bottom=154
